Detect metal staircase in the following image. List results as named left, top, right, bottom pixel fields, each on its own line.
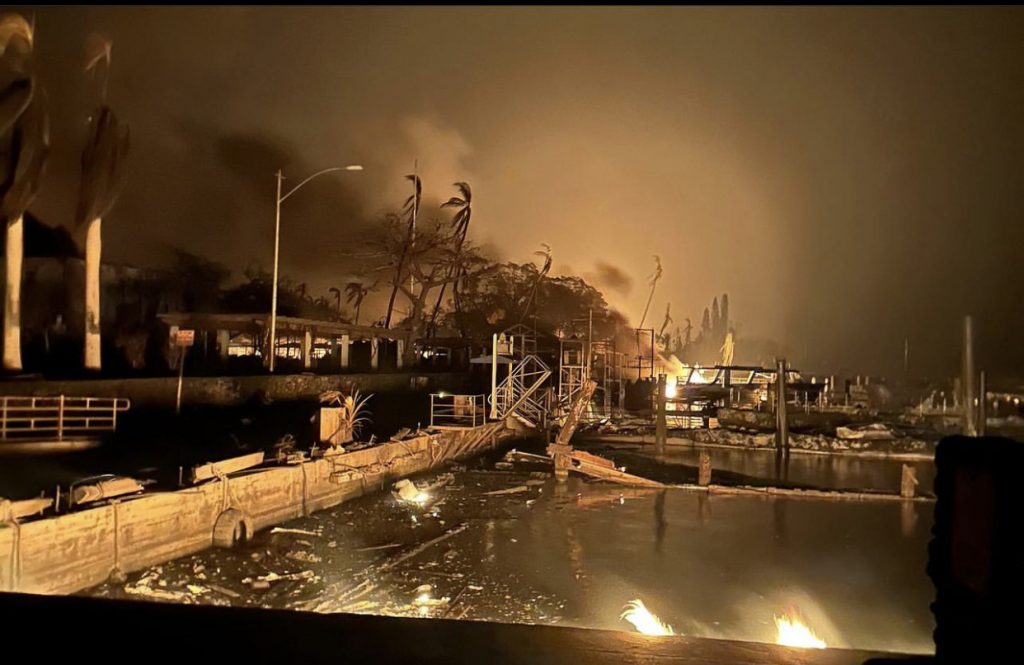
left=491, top=354, right=552, bottom=428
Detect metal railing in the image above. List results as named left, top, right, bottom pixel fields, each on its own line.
left=1, top=396, right=131, bottom=442
left=492, top=355, right=552, bottom=426
left=430, top=393, right=487, bottom=428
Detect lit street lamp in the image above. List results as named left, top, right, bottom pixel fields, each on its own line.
left=268, top=164, right=363, bottom=372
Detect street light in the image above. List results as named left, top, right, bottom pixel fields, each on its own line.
left=268, top=164, right=363, bottom=372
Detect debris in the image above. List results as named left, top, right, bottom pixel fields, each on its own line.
left=0, top=497, right=53, bottom=521
left=287, top=551, right=323, bottom=564
left=208, top=583, right=241, bottom=599
left=354, top=543, right=402, bottom=552
left=190, top=452, right=265, bottom=484
left=494, top=461, right=514, bottom=470
left=270, top=527, right=321, bottom=537
left=70, top=476, right=148, bottom=507
left=836, top=424, right=896, bottom=440
left=484, top=485, right=529, bottom=496
left=393, top=479, right=429, bottom=504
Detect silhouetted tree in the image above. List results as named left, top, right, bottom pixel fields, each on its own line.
left=1, top=15, right=48, bottom=371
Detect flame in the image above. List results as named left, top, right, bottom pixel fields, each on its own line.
left=774, top=613, right=827, bottom=649
left=621, top=599, right=675, bottom=636
left=665, top=376, right=678, bottom=399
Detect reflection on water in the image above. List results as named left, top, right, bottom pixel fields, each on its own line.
left=609, top=444, right=936, bottom=492
left=85, top=467, right=935, bottom=655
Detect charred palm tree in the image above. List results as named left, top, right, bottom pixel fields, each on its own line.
left=638, top=255, right=662, bottom=330
left=383, top=172, right=421, bottom=328
left=520, top=242, right=552, bottom=322
left=76, top=105, right=130, bottom=370
left=428, top=181, right=472, bottom=336
left=1, top=15, right=47, bottom=372
left=345, top=281, right=370, bottom=325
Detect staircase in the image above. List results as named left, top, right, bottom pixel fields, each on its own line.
left=491, top=354, right=552, bottom=428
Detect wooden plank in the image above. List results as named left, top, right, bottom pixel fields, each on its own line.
left=570, top=454, right=666, bottom=488
left=0, top=497, right=53, bottom=521
left=190, top=452, right=265, bottom=483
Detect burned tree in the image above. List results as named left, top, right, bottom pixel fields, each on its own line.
left=0, top=14, right=48, bottom=372
left=75, top=37, right=130, bottom=371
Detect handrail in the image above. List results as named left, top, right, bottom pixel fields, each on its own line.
left=1, top=395, right=130, bottom=442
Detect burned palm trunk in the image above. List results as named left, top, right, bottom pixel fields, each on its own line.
left=75, top=106, right=130, bottom=371
left=83, top=216, right=102, bottom=369
left=1, top=16, right=48, bottom=372
left=3, top=214, right=23, bottom=370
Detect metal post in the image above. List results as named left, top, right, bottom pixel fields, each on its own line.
left=775, top=359, right=789, bottom=454
left=57, top=394, right=65, bottom=442
left=978, top=370, right=987, bottom=436
left=655, top=374, right=667, bottom=458
left=176, top=346, right=187, bottom=415
left=490, top=333, right=498, bottom=419
left=962, top=315, right=977, bottom=436
left=268, top=170, right=283, bottom=372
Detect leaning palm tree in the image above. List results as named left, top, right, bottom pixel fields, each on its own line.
left=637, top=255, right=662, bottom=330
left=428, top=181, right=472, bottom=335
left=75, top=105, right=129, bottom=370
left=383, top=172, right=421, bottom=328
left=345, top=281, right=370, bottom=325
left=520, top=242, right=552, bottom=322
left=1, top=15, right=48, bottom=372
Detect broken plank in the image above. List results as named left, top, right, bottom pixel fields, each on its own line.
left=190, top=452, right=265, bottom=483
left=0, top=497, right=53, bottom=521
left=570, top=457, right=665, bottom=488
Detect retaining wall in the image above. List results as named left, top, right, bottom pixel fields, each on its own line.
left=1, top=422, right=510, bottom=596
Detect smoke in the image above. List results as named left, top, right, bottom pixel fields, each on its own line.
left=586, top=260, right=633, bottom=296
left=355, top=114, right=475, bottom=218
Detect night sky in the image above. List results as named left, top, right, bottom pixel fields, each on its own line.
left=13, top=6, right=1024, bottom=377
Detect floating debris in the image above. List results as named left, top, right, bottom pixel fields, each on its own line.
left=484, top=485, right=529, bottom=496
left=270, top=527, right=321, bottom=537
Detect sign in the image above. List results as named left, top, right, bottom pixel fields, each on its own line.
left=173, top=329, right=195, bottom=347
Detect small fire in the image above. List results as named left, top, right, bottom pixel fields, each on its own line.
left=774, top=613, right=827, bottom=649
left=665, top=376, right=678, bottom=399
left=621, top=599, right=675, bottom=636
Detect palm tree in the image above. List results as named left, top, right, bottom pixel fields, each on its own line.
left=345, top=281, right=370, bottom=325
left=1, top=15, right=48, bottom=372
left=328, top=286, right=341, bottom=312
left=637, top=255, right=662, bottom=330
left=384, top=173, right=421, bottom=328
left=76, top=105, right=130, bottom=371
left=520, top=242, right=552, bottom=322
left=428, top=181, right=472, bottom=335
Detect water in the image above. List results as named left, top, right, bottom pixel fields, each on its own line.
left=85, top=463, right=935, bottom=655
left=612, top=444, right=937, bottom=493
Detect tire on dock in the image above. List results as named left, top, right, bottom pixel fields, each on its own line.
left=212, top=508, right=252, bottom=548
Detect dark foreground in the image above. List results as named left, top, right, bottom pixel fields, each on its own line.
left=2, top=591, right=920, bottom=665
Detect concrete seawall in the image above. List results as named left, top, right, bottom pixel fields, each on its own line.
left=0, top=371, right=471, bottom=408
left=1, top=422, right=512, bottom=596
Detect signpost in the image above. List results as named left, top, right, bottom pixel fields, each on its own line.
left=174, top=329, right=195, bottom=414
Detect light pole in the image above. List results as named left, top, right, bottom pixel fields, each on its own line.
left=268, top=164, right=363, bottom=372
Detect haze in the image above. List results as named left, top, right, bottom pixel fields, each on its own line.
left=16, top=6, right=1024, bottom=377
